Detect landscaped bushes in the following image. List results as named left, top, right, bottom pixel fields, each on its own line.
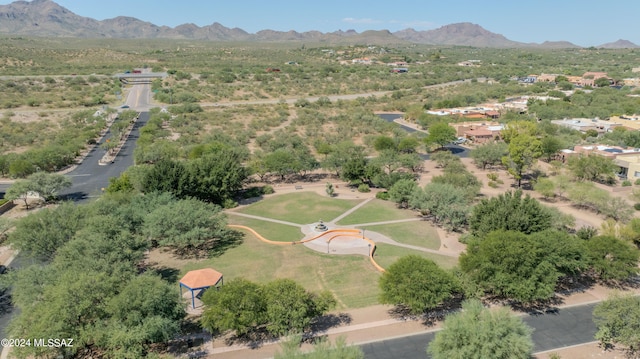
left=201, top=278, right=336, bottom=337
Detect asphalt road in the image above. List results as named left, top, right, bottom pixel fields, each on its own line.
left=59, top=111, right=150, bottom=202
left=361, top=303, right=598, bottom=359
left=0, top=85, right=151, bottom=354
left=0, top=112, right=151, bottom=202
left=0, top=84, right=152, bottom=201
left=376, top=113, right=469, bottom=159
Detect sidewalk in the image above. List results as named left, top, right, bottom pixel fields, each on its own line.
left=195, top=283, right=640, bottom=359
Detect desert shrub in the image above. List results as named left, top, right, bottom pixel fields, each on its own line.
left=223, top=198, right=238, bottom=209
left=486, top=173, right=499, bottom=181
left=358, top=184, right=371, bottom=193
left=622, top=180, right=632, bottom=187
left=263, top=185, right=274, bottom=194
left=488, top=181, right=499, bottom=188
left=635, top=203, right=640, bottom=211
left=635, top=179, right=640, bottom=186
left=376, top=191, right=390, bottom=200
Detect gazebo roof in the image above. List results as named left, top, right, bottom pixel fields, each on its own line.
left=180, top=268, right=223, bottom=290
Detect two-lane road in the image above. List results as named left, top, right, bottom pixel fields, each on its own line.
left=361, top=303, right=599, bottom=358
left=0, top=83, right=152, bottom=201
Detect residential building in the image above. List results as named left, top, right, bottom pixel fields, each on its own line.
left=448, top=121, right=504, bottom=143
left=607, top=115, right=640, bottom=130
left=615, top=154, right=640, bottom=178
left=579, top=72, right=611, bottom=87
left=573, top=144, right=640, bottom=159
left=464, top=128, right=493, bottom=143
left=537, top=74, right=558, bottom=82
left=550, top=118, right=621, bottom=133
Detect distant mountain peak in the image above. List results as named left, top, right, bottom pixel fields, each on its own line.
left=394, top=22, right=520, bottom=47
left=597, top=39, right=639, bottom=49
left=0, top=0, right=632, bottom=48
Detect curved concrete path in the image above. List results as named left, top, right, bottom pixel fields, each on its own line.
left=229, top=224, right=385, bottom=272
left=226, top=196, right=462, bottom=273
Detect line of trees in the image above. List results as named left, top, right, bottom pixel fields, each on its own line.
left=201, top=278, right=336, bottom=337
left=380, top=190, right=639, bottom=310
left=6, top=191, right=241, bottom=358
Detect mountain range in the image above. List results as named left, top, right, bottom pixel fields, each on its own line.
left=1, top=0, right=638, bottom=49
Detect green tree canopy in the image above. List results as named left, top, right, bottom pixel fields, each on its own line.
left=584, top=235, right=640, bottom=282
left=263, top=278, right=336, bottom=336
left=460, top=230, right=587, bottom=303
left=373, top=135, right=396, bottom=152
left=593, top=293, right=640, bottom=355
left=142, top=198, right=232, bottom=255
left=410, top=182, right=470, bottom=231
left=201, top=278, right=267, bottom=335
left=502, top=134, right=542, bottom=187
left=388, top=178, right=418, bottom=208
left=276, top=334, right=364, bottom=359
left=469, top=190, right=553, bottom=237
left=470, top=142, right=508, bottom=169
left=25, top=172, right=72, bottom=202
left=567, top=154, right=616, bottom=183
left=201, top=278, right=335, bottom=337
left=9, top=201, right=86, bottom=260
left=428, top=299, right=533, bottom=359
left=425, top=122, right=456, bottom=148
left=379, top=255, right=458, bottom=314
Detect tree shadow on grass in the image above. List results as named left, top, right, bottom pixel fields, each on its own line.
left=167, top=229, right=245, bottom=260
left=209, top=229, right=244, bottom=258
left=165, top=318, right=211, bottom=358
left=153, top=266, right=180, bottom=283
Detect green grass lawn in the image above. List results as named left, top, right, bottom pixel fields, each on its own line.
left=373, top=243, right=458, bottom=270
left=226, top=215, right=303, bottom=242
left=178, top=228, right=382, bottom=309
left=237, top=192, right=363, bottom=224
left=360, top=221, right=441, bottom=250
left=336, top=199, right=418, bottom=225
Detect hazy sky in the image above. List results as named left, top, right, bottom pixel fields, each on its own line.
left=3, top=0, right=640, bottom=47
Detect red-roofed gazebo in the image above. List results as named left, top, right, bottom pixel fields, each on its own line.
left=179, top=268, right=223, bottom=309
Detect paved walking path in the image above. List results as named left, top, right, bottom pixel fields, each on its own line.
left=227, top=196, right=463, bottom=262
left=225, top=212, right=303, bottom=228
left=329, top=197, right=373, bottom=223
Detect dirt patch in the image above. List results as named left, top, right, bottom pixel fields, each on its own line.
left=145, top=247, right=207, bottom=273
left=459, top=157, right=608, bottom=230
left=535, top=342, right=625, bottom=359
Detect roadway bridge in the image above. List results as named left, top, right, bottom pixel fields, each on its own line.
left=114, top=72, right=167, bottom=84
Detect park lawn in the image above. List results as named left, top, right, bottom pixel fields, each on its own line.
left=180, top=228, right=382, bottom=309
left=360, top=221, right=441, bottom=250
left=336, top=199, right=418, bottom=225
left=226, top=215, right=303, bottom=242
left=236, top=192, right=363, bottom=225
left=373, top=243, right=458, bottom=270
